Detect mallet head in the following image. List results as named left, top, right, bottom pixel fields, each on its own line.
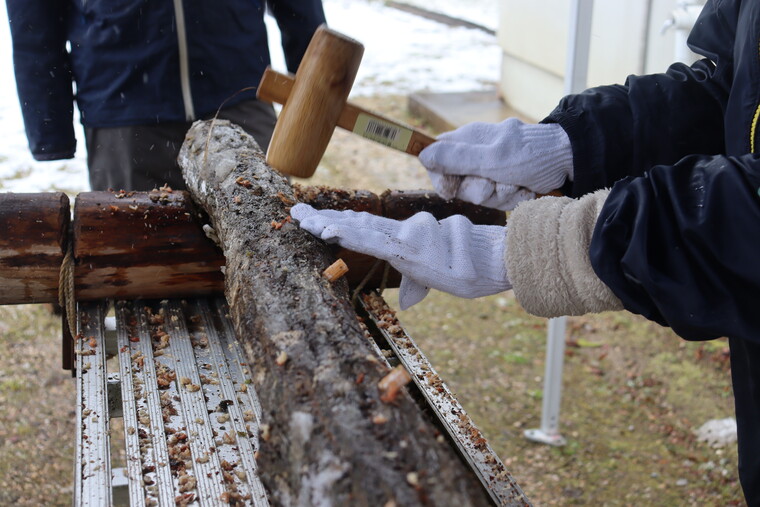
left=265, top=25, right=364, bottom=179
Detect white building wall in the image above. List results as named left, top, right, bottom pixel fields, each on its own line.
left=498, top=0, right=706, bottom=121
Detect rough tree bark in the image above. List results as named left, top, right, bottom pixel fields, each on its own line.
left=178, top=120, right=492, bottom=506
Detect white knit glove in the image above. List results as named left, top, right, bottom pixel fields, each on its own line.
left=420, top=118, right=574, bottom=210
left=291, top=203, right=511, bottom=310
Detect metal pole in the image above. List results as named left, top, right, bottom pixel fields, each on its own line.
left=524, top=317, right=568, bottom=445
left=563, top=0, right=594, bottom=96
left=524, top=0, right=593, bottom=447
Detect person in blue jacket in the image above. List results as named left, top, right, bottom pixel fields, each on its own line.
left=6, top=0, right=325, bottom=191
left=290, top=0, right=760, bottom=503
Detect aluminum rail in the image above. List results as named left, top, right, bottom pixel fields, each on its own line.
left=358, top=291, right=532, bottom=507
left=75, top=298, right=268, bottom=506
left=75, top=293, right=530, bottom=505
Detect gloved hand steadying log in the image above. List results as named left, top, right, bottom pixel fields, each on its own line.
left=292, top=190, right=623, bottom=317
left=419, top=118, right=574, bottom=210
left=290, top=203, right=511, bottom=310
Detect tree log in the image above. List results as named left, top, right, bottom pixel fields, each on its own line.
left=0, top=192, right=69, bottom=304
left=381, top=188, right=506, bottom=224
left=178, top=119, right=492, bottom=506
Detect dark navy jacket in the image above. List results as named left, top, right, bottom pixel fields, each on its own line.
left=545, top=0, right=760, bottom=502
left=5, top=0, right=325, bottom=161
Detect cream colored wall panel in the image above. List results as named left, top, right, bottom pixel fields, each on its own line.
left=499, top=54, right=565, bottom=122
left=586, top=2, right=648, bottom=87
left=646, top=0, right=682, bottom=73
left=645, top=0, right=707, bottom=73
left=497, top=0, right=710, bottom=121
left=499, top=0, right=569, bottom=77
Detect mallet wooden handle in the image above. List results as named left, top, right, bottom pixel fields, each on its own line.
left=258, top=68, right=562, bottom=197
left=259, top=68, right=435, bottom=157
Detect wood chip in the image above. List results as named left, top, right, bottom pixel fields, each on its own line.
left=378, top=365, right=412, bottom=403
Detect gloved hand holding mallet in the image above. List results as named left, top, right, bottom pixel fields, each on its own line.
left=258, top=25, right=569, bottom=205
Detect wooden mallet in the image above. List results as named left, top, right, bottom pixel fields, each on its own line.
left=259, top=25, right=563, bottom=198
left=258, top=25, right=435, bottom=179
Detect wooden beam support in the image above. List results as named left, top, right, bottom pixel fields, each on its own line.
left=383, top=188, right=507, bottom=224
left=72, top=190, right=225, bottom=301
left=0, top=192, right=69, bottom=305
left=296, top=186, right=506, bottom=289
left=0, top=185, right=504, bottom=305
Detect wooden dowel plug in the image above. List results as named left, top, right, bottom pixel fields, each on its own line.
left=322, top=258, right=349, bottom=282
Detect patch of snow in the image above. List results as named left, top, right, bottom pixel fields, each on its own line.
left=321, top=0, right=499, bottom=96
left=695, top=417, right=737, bottom=448
left=290, top=410, right=315, bottom=446
left=300, top=450, right=349, bottom=507
left=392, top=0, right=499, bottom=32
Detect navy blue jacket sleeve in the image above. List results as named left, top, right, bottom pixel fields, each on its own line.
left=545, top=60, right=728, bottom=197
left=267, top=0, right=326, bottom=73
left=591, top=155, right=760, bottom=343
left=6, top=0, right=76, bottom=161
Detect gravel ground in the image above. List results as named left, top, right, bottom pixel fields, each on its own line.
left=0, top=305, right=76, bottom=506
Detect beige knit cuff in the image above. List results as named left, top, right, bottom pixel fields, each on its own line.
left=505, top=189, right=623, bottom=318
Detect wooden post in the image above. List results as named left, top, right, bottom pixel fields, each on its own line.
left=178, top=119, right=492, bottom=506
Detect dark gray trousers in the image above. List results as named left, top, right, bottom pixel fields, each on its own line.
left=84, top=99, right=277, bottom=191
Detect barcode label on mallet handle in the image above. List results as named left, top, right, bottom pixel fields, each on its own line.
left=353, top=113, right=414, bottom=152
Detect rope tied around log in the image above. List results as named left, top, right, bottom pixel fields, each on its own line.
left=58, top=239, right=77, bottom=338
